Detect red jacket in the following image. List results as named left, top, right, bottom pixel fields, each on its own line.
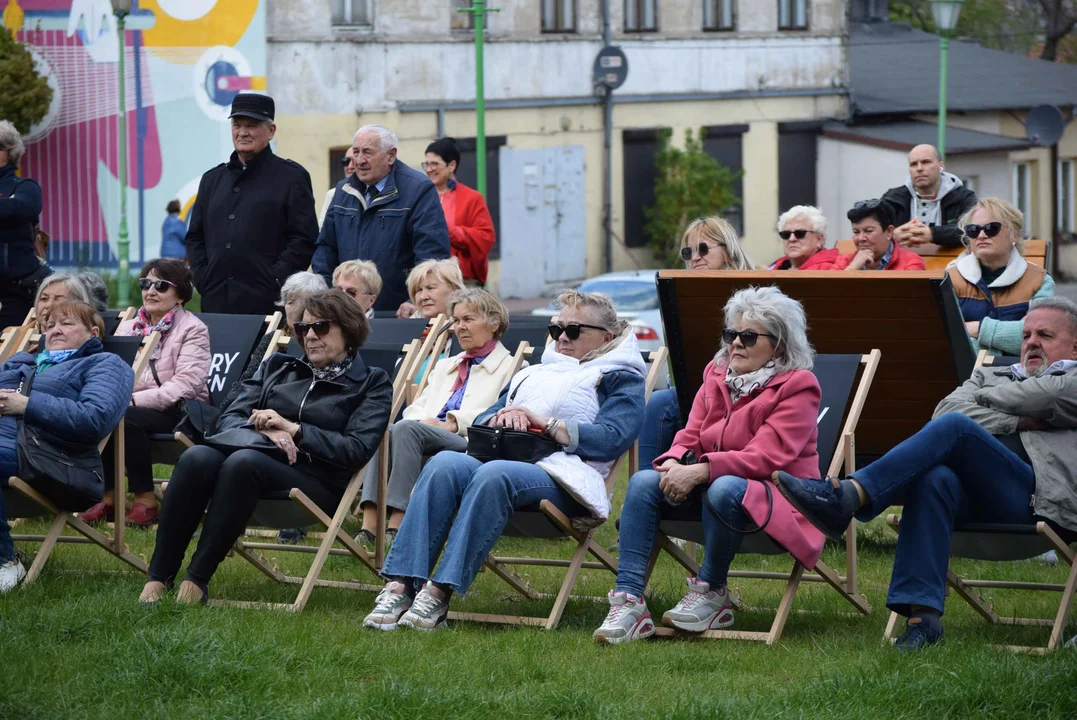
left=767, top=247, right=841, bottom=270
left=440, top=180, right=496, bottom=284
left=656, top=361, right=826, bottom=568
left=833, top=244, right=926, bottom=271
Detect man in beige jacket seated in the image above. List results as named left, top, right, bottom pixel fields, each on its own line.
left=357, top=287, right=518, bottom=547
left=777, top=296, right=1077, bottom=652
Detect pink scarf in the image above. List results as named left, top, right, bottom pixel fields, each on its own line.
left=131, top=306, right=180, bottom=359
left=451, top=339, right=498, bottom=392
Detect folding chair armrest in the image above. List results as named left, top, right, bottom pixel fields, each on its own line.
left=174, top=431, right=195, bottom=449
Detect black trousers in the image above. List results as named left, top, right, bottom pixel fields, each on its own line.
left=102, top=406, right=182, bottom=494
left=0, top=283, right=31, bottom=330
left=148, top=446, right=342, bottom=587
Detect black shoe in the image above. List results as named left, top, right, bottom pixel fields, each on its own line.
left=894, top=615, right=943, bottom=653
left=773, top=471, right=855, bottom=543
left=277, top=527, right=307, bottom=545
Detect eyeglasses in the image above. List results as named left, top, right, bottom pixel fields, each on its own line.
left=722, top=329, right=777, bottom=347
left=138, top=278, right=176, bottom=292
left=679, top=242, right=723, bottom=262
left=779, top=229, right=813, bottom=240
left=421, top=161, right=445, bottom=171
left=853, top=199, right=883, bottom=211
left=293, top=320, right=333, bottom=337
left=964, top=222, right=1003, bottom=239
left=548, top=322, right=609, bottom=341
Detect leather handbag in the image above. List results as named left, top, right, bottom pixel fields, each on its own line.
left=203, top=426, right=288, bottom=463
left=466, top=424, right=562, bottom=464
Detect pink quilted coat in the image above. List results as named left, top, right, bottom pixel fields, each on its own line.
left=117, top=307, right=211, bottom=412
left=656, top=360, right=826, bottom=569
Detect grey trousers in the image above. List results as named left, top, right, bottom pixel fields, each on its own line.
left=359, top=419, right=469, bottom=512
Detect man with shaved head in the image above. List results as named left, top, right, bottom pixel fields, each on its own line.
left=879, top=144, right=977, bottom=249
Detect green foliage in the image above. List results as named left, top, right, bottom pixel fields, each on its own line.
left=889, top=0, right=1044, bottom=56
left=0, top=30, right=52, bottom=134
left=644, top=127, right=742, bottom=268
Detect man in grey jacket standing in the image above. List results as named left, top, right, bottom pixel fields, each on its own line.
left=776, top=296, right=1077, bottom=652
left=879, top=144, right=977, bottom=249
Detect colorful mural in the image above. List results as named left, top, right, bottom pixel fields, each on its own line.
left=1, top=0, right=265, bottom=267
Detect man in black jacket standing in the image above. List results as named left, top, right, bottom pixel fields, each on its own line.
left=186, top=93, right=317, bottom=314
left=880, top=144, right=977, bottom=249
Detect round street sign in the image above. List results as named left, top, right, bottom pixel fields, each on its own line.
left=593, top=46, right=628, bottom=90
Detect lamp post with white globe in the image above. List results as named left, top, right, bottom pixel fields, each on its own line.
left=930, top=0, right=964, bottom=161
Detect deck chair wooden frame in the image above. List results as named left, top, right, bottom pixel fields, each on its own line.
left=409, top=315, right=451, bottom=403
left=447, top=346, right=669, bottom=631
left=648, top=350, right=881, bottom=645
left=8, top=332, right=160, bottom=584
left=15, top=307, right=137, bottom=356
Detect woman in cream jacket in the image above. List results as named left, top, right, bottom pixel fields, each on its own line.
left=358, top=288, right=517, bottom=545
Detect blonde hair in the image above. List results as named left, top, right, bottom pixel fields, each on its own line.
left=554, top=289, right=628, bottom=335
left=334, top=259, right=383, bottom=297
left=406, top=257, right=466, bottom=303
left=447, top=287, right=510, bottom=339
left=681, top=216, right=755, bottom=270
left=958, top=197, right=1025, bottom=253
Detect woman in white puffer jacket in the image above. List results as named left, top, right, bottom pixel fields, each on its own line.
left=362, top=290, right=647, bottom=631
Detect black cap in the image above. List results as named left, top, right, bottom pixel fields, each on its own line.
left=229, top=93, right=275, bottom=122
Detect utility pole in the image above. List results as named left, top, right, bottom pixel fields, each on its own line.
left=459, top=1, right=499, bottom=197
left=113, top=2, right=131, bottom=305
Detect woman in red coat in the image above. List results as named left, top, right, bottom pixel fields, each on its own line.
left=593, top=286, right=826, bottom=643
left=423, top=138, right=496, bottom=286
left=834, top=200, right=926, bottom=271
left=767, top=205, right=840, bottom=270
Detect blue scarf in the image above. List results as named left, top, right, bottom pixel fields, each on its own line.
left=34, top=347, right=79, bottom=372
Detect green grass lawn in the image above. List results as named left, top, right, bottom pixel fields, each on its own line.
left=2, top=464, right=1076, bottom=719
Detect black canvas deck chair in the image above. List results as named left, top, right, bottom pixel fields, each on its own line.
left=649, top=350, right=881, bottom=645
left=447, top=346, right=669, bottom=631
left=12, top=307, right=136, bottom=357
left=204, top=344, right=413, bottom=612
left=7, top=333, right=160, bottom=585
left=883, top=352, right=1077, bottom=654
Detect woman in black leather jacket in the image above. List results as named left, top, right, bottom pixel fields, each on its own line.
left=140, top=289, right=393, bottom=604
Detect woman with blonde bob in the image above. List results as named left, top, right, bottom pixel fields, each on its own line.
left=398, top=257, right=466, bottom=320
left=333, top=260, right=382, bottom=317
left=950, top=197, right=1054, bottom=356
left=357, top=288, right=516, bottom=546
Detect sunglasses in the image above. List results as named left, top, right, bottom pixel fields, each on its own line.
left=679, top=242, right=723, bottom=262
left=853, top=198, right=882, bottom=211
left=340, top=156, right=354, bottom=167
left=548, top=322, right=608, bottom=341
left=138, top=278, right=176, bottom=292
left=293, top=320, right=333, bottom=337
left=722, top=329, right=777, bottom=347
left=779, top=229, right=813, bottom=240
left=964, top=222, right=1003, bottom=239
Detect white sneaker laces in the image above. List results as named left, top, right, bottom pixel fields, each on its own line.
left=374, top=588, right=402, bottom=613
left=412, top=590, right=443, bottom=617
left=677, top=591, right=706, bottom=610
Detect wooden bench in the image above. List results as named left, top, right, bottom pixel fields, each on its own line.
left=834, top=239, right=1048, bottom=273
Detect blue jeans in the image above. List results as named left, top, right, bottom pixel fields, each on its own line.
left=616, top=469, right=748, bottom=598
left=381, top=451, right=586, bottom=594
left=853, top=412, right=1036, bottom=616
left=638, top=389, right=682, bottom=470
left=0, top=447, right=20, bottom=562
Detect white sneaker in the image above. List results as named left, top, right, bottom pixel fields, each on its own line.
left=662, top=577, right=734, bottom=632
left=362, top=582, right=413, bottom=631
left=398, top=583, right=449, bottom=632
left=0, top=558, right=26, bottom=593
left=592, top=590, right=656, bottom=644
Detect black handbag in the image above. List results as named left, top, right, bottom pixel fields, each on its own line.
left=15, top=368, right=105, bottom=500
left=154, top=360, right=222, bottom=443
left=466, top=378, right=562, bottom=464
left=202, top=426, right=288, bottom=463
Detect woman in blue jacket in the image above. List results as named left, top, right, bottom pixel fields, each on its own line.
left=0, top=300, right=134, bottom=592
left=0, top=120, right=49, bottom=330
left=160, top=200, right=187, bottom=260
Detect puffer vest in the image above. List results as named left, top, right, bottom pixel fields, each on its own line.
left=948, top=248, right=1046, bottom=323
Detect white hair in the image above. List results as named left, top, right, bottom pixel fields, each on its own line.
left=714, top=285, right=814, bottom=373
left=35, top=272, right=93, bottom=308
left=0, top=120, right=26, bottom=166
left=278, top=271, right=327, bottom=306
left=777, top=205, right=827, bottom=237
left=1029, top=296, right=1077, bottom=335
left=354, top=124, right=398, bottom=152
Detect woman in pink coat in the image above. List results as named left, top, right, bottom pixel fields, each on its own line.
left=594, top=286, right=824, bottom=643
left=81, top=259, right=210, bottom=526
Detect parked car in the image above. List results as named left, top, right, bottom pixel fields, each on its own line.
left=532, top=270, right=664, bottom=352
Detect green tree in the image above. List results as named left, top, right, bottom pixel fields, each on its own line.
left=0, top=30, right=52, bottom=134
left=644, top=128, right=742, bottom=267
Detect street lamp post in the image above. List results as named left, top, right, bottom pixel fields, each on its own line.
left=459, top=1, right=499, bottom=197
left=930, top=0, right=964, bottom=161
left=111, top=0, right=132, bottom=305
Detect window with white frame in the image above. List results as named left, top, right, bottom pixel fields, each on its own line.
left=703, top=0, right=735, bottom=30
left=331, top=0, right=372, bottom=27
left=541, top=0, right=576, bottom=32
left=1060, top=158, right=1075, bottom=234
left=625, top=0, right=658, bottom=32
left=778, top=0, right=808, bottom=30
left=1013, top=162, right=1032, bottom=231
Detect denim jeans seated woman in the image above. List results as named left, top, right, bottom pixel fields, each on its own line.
left=615, top=469, right=748, bottom=598
left=638, top=389, right=682, bottom=471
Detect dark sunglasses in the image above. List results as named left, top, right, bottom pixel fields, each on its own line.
left=853, top=198, right=882, bottom=211
left=138, top=278, right=176, bottom=292
left=964, top=222, right=1003, bottom=239
left=548, top=322, right=608, bottom=341
left=293, top=320, right=333, bottom=337
left=779, top=229, right=812, bottom=240
left=679, top=242, right=723, bottom=262
left=722, top=329, right=777, bottom=347
left=340, top=156, right=353, bottom=167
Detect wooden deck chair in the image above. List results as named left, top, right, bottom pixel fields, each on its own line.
left=881, top=351, right=1076, bottom=654
left=7, top=332, right=160, bottom=585
left=13, top=307, right=137, bottom=356
left=202, top=344, right=406, bottom=612
left=0, top=325, right=30, bottom=363
left=447, top=346, right=669, bottom=630
left=409, top=315, right=452, bottom=402
left=649, top=350, right=881, bottom=645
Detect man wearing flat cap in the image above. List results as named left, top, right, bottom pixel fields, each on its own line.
left=185, top=93, right=318, bottom=314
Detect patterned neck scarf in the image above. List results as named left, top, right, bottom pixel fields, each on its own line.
left=451, top=339, right=497, bottom=392
left=132, top=305, right=180, bottom=358
left=725, top=360, right=778, bottom=404
left=35, top=347, right=79, bottom=372
left=309, top=354, right=354, bottom=382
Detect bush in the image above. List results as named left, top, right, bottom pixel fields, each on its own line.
left=0, top=31, right=53, bottom=133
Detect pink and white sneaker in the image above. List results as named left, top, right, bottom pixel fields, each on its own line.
left=592, top=590, right=656, bottom=644
left=662, top=577, right=734, bottom=632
